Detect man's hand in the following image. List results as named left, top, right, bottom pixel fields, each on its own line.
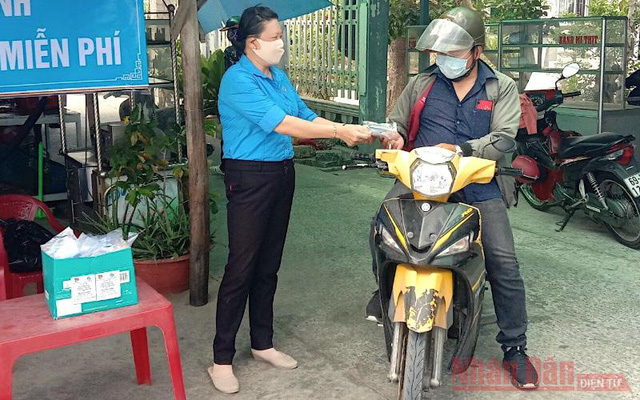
left=435, top=143, right=457, bottom=152
left=381, top=132, right=405, bottom=150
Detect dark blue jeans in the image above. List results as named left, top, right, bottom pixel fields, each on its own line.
left=474, top=198, right=528, bottom=349
left=372, top=183, right=528, bottom=349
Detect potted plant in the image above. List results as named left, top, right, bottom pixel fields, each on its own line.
left=85, top=106, right=217, bottom=294
left=131, top=194, right=216, bottom=294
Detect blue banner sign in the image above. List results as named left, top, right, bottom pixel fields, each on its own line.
left=0, top=0, right=149, bottom=97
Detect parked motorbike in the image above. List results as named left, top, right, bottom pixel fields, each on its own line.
left=345, top=138, right=522, bottom=399
left=513, top=63, right=640, bottom=248
left=625, top=68, right=640, bottom=106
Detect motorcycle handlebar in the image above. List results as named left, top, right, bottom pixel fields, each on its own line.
left=497, top=167, right=524, bottom=177
left=536, top=99, right=557, bottom=112
left=342, top=163, right=377, bottom=170
left=563, top=91, right=582, bottom=98
left=351, top=153, right=376, bottom=162
left=535, top=90, right=582, bottom=112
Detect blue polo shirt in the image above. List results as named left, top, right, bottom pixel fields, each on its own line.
left=219, top=56, right=318, bottom=161
left=415, top=62, right=502, bottom=203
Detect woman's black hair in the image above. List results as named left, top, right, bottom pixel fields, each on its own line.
left=234, top=6, right=279, bottom=54
left=226, top=28, right=239, bottom=44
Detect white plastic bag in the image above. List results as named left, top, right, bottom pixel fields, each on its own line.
left=362, top=121, right=400, bottom=140
left=41, top=228, right=138, bottom=259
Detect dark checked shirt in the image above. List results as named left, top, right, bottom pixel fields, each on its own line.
left=415, top=62, right=502, bottom=203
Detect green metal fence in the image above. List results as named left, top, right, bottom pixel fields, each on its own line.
left=284, top=0, right=359, bottom=103
left=205, top=1, right=362, bottom=122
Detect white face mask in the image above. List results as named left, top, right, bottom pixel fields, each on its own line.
left=436, top=54, right=470, bottom=80
left=254, top=38, right=285, bottom=66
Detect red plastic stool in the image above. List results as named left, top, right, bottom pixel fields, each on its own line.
left=0, top=195, right=65, bottom=299
left=0, top=281, right=186, bottom=400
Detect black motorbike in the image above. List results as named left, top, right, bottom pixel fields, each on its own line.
left=513, top=63, right=640, bottom=248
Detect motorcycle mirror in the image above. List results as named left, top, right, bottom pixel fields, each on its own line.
left=490, top=134, right=517, bottom=153
left=561, top=63, right=580, bottom=80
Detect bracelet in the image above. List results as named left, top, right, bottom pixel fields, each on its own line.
left=332, top=124, right=338, bottom=138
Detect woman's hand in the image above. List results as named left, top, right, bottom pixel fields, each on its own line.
left=337, top=124, right=373, bottom=147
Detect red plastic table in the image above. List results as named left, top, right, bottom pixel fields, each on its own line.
left=0, top=281, right=186, bottom=400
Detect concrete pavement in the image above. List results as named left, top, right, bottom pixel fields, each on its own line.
left=12, top=164, right=640, bottom=400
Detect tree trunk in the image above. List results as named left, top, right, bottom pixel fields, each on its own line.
left=461, top=0, right=474, bottom=9
left=181, top=0, right=210, bottom=307
left=387, top=37, right=408, bottom=116
left=628, top=0, right=638, bottom=64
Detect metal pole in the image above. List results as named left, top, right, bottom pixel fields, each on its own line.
left=357, top=0, right=390, bottom=123
left=58, top=95, right=67, bottom=154
left=93, top=93, right=104, bottom=172
left=598, top=18, right=607, bottom=133
left=419, top=0, right=429, bottom=25
left=37, top=140, right=43, bottom=212
left=181, top=0, right=210, bottom=307
left=57, top=94, right=76, bottom=222
left=498, top=24, right=503, bottom=72
left=623, top=17, right=628, bottom=110
left=169, top=4, right=182, bottom=126
left=168, top=3, right=183, bottom=162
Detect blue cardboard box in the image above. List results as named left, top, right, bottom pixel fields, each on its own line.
left=42, top=248, right=138, bottom=319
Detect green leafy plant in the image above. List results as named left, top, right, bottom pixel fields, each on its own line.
left=201, top=50, right=226, bottom=117
left=427, top=0, right=548, bottom=23
left=132, top=195, right=192, bottom=260
left=485, top=0, right=548, bottom=21
left=389, top=0, right=420, bottom=41
left=108, top=106, right=173, bottom=237
left=176, top=42, right=226, bottom=117
left=84, top=105, right=219, bottom=261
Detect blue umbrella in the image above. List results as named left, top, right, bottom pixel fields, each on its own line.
left=198, top=0, right=332, bottom=34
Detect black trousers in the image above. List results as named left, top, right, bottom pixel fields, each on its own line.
left=213, top=159, right=295, bottom=365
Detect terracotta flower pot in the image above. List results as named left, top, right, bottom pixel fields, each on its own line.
left=134, top=254, right=190, bottom=294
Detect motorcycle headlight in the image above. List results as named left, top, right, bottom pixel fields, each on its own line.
left=380, top=225, right=404, bottom=254
left=436, top=233, right=473, bottom=258
left=411, top=161, right=455, bottom=197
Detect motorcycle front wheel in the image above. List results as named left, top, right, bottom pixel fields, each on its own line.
left=400, top=330, right=431, bottom=400
left=519, top=183, right=553, bottom=211
left=599, top=174, right=640, bottom=249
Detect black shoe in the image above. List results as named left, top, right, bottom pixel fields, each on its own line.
left=503, top=346, right=539, bottom=390
left=366, top=290, right=383, bottom=325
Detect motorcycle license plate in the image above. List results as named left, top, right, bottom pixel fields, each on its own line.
left=624, top=173, right=640, bottom=198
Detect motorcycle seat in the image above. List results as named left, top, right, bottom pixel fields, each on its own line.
left=558, top=132, right=628, bottom=159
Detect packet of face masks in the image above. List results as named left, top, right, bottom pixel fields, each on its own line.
left=362, top=121, right=399, bottom=140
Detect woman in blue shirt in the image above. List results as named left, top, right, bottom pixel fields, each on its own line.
left=210, top=6, right=371, bottom=394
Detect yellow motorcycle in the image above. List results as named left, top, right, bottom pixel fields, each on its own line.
left=353, top=138, right=521, bottom=399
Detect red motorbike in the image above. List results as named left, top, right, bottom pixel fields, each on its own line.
left=513, top=64, right=640, bottom=248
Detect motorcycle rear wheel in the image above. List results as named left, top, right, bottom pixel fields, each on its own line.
left=400, top=330, right=431, bottom=400
left=598, top=174, right=640, bottom=249
left=519, top=183, right=553, bottom=211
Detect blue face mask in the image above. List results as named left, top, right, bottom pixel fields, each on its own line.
left=436, top=54, right=470, bottom=80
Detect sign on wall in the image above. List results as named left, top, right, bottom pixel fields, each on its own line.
left=559, top=35, right=600, bottom=45
left=0, top=0, right=149, bottom=97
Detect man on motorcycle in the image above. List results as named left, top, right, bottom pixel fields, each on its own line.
left=366, top=7, right=539, bottom=389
